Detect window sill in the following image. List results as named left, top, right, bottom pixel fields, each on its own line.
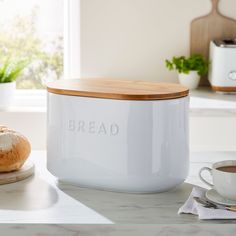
left=1, top=87, right=236, bottom=116
left=0, top=90, right=47, bottom=113
left=13, top=89, right=47, bottom=108
left=0, top=88, right=236, bottom=117
left=0, top=106, right=46, bottom=113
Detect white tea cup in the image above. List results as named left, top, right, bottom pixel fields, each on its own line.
left=199, top=160, right=236, bottom=201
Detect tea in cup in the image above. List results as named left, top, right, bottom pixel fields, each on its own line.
left=199, top=160, right=236, bottom=201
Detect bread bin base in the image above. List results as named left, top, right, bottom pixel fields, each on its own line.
left=47, top=81, right=189, bottom=193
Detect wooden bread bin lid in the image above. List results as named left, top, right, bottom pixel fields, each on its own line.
left=47, top=79, right=189, bottom=101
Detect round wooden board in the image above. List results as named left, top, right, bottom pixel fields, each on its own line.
left=0, top=161, right=35, bottom=185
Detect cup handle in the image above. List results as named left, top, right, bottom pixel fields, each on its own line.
left=199, top=167, right=214, bottom=188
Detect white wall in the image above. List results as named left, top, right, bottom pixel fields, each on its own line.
left=0, top=111, right=46, bottom=150
left=80, top=0, right=236, bottom=82
left=190, top=116, right=236, bottom=152
left=1, top=111, right=236, bottom=152
left=2, top=0, right=236, bottom=151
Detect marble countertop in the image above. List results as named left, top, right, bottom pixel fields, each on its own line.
left=190, top=88, right=236, bottom=116
left=1, top=151, right=236, bottom=235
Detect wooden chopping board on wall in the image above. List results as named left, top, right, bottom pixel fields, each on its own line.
left=190, top=0, right=236, bottom=86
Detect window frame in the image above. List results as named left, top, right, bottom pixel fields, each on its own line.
left=64, top=0, right=81, bottom=79
left=11, top=0, right=81, bottom=109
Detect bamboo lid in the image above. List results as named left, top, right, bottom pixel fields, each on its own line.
left=47, top=79, right=189, bottom=100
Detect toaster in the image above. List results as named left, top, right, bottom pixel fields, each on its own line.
left=209, top=39, right=236, bottom=92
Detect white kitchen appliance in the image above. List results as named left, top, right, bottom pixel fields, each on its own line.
left=47, top=79, right=189, bottom=193
left=209, top=39, right=236, bottom=92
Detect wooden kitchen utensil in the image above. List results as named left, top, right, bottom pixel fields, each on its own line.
left=0, top=161, right=34, bottom=185
left=190, top=0, right=236, bottom=85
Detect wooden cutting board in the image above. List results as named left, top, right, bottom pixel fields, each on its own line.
left=190, top=0, right=236, bottom=86
left=0, top=161, right=34, bottom=185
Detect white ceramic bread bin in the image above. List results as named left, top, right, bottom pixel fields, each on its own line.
left=47, top=79, right=189, bottom=193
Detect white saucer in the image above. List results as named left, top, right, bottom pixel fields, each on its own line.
left=206, top=189, right=236, bottom=206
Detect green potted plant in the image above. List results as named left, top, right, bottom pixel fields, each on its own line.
left=0, top=58, right=29, bottom=109
left=165, top=55, right=209, bottom=90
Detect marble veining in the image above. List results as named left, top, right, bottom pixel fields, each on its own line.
left=1, top=224, right=236, bottom=236
left=0, top=151, right=111, bottom=224
left=0, top=151, right=236, bottom=235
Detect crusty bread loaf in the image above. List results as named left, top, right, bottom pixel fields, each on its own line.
left=0, top=126, right=31, bottom=172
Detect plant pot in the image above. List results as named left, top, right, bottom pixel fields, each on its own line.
left=0, top=82, right=16, bottom=110
left=178, top=71, right=200, bottom=90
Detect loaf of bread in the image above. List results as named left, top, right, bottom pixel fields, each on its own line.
left=0, top=126, right=31, bottom=172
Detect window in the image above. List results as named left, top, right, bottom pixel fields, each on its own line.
left=0, top=0, right=64, bottom=89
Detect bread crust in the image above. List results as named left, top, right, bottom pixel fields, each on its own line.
left=0, top=126, right=31, bottom=172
